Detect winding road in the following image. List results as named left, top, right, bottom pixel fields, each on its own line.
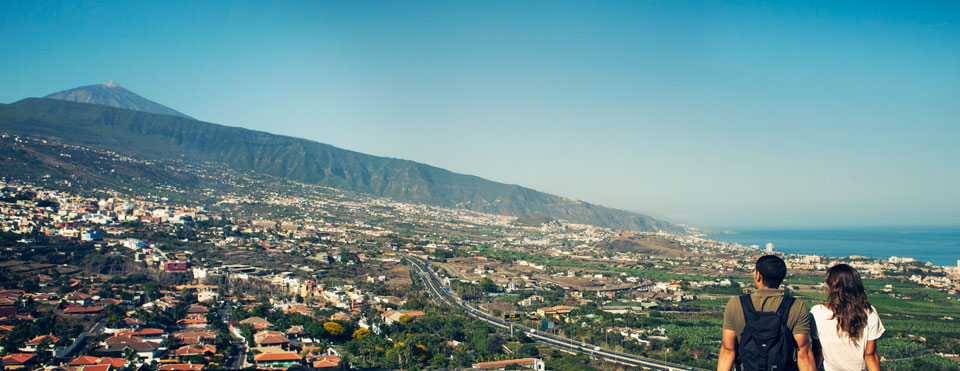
left=403, top=254, right=703, bottom=371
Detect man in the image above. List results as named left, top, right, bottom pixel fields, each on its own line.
left=717, top=255, right=815, bottom=371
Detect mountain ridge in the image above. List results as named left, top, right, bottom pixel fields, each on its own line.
left=0, top=97, right=684, bottom=233
left=44, top=81, right=194, bottom=119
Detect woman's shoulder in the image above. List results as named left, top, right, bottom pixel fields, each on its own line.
left=808, top=304, right=831, bottom=318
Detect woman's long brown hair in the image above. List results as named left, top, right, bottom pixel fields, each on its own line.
left=825, top=264, right=871, bottom=340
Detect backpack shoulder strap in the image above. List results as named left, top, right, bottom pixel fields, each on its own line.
left=777, top=295, right=796, bottom=324
left=739, top=294, right=757, bottom=316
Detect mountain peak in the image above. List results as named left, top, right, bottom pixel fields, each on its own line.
left=44, top=82, right=193, bottom=119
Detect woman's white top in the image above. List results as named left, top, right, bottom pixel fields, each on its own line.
left=809, top=304, right=885, bottom=371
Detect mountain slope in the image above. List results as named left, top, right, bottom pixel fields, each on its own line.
left=44, top=81, right=193, bottom=119
left=0, top=98, right=683, bottom=233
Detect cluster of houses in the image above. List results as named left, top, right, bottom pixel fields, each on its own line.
left=0, top=277, right=227, bottom=371
left=0, top=183, right=211, bottom=239
left=1, top=277, right=354, bottom=371
left=231, top=315, right=343, bottom=369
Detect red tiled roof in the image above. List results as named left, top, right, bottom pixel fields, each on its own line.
left=117, top=328, right=165, bottom=337
left=284, top=306, right=313, bottom=315
left=175, top=331, right=215, bottom=339
left=257, top=335, right=290, bottom=345
left=254, top=352, right=302, bottom=362
left=63, top=305, right=104, bottom=314
left=124, top=317, right=144, bottom=325
left=312, top=355, right=341, bottom=368
left=68, top=356, right=127, bottom=367
left=173, top=344, right=216, bottom=356
left=239, top=317, right=271, bottom=325
left=158, top=364, right=205, bottom=371
left=178, top=337, right=200, bottom=345
left=98, top=358, right=127, bottom=367
left=285, top=326, right=304, bottom=335
left=2, top=353, right=36, bottom=365
left=127, top=328, right=164, bottom=336
left=26, top=334, right=59, bottom=345
left=68, top=355, right=100, bottom=365
left=79, top=365, right=112, bottom=371
left=177, top=318, right=207, bottom=324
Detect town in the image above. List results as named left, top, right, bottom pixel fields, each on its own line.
left=2, top=133, right=959, bottom=370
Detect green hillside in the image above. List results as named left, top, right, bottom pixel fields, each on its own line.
left=0, top=98, right=682, bottom=233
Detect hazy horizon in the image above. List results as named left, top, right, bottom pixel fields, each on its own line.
left=2, top=1, right=958, bottom=228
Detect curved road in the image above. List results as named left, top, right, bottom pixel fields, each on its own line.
left=219, top=304, right=248, bottom=369
left=404, top=255, right=703, bottom=371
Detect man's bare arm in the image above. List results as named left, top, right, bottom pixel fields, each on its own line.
left=794, top=333, right=816, bottom=371
left=717, top=329, right=737, bottom=371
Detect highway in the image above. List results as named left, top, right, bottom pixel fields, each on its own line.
left=403, top=255, right=703, bottom=371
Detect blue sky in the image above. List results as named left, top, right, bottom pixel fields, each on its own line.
left=1, top=1, right=958, bottom=227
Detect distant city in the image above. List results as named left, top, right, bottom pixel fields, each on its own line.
left=1, top=121, right=958, bottom=369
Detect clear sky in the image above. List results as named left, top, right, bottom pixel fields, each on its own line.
left=1, top=1, right=958, bottom=228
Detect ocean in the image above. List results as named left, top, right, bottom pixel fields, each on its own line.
left=705, top=227, right=960, bottom=267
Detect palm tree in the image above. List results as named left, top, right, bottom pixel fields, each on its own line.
left=124, top=347, right=138, bottom=362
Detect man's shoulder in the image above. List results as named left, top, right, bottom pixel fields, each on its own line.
left=784, top=295, right=812, bottom=332
left=724, top=294, right=748, bottom=307
left=785, top=295, right=809, bottom=311
left=723, top=294, right=746, bottom=316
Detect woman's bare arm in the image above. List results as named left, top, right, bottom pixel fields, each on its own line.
left=864, top=339, right=880, bottom=371
left=812, top=338, right=823, bottom=368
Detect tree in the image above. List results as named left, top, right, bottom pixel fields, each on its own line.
left=484, top=334, right=505, bottom=355
left=352, top=328, right=371, bottom=339
left=238, top=324, right=256, bottom=347
left=470, top=328, right=489, bottom=353
left=324, top=322, right=345, bottom=336
left=479, top=278, right=497, bottom=293
left=124, top=347, right=138, bottom=361
left=518, top=343, right=539, bottom=357
left=36, top=337, right=53, bottom=363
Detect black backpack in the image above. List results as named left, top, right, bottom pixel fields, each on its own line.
left=735, top=294, right=798, bottom=371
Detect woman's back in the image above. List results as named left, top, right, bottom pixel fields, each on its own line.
left=810, top=304, right=885, bottom=371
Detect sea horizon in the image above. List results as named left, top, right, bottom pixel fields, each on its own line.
left=705, top=225, right=960, bottom=267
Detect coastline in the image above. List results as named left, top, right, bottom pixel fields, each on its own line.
left=703, top=226, right=960, bottom=267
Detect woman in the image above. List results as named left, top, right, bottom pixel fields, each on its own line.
left=810, top=264, right=885, bottom=371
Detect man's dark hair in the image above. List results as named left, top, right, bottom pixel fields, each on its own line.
left=755, top=255, right=787, bottom=288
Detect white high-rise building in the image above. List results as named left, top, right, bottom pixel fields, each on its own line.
left=765, top=243, right=774, bottom=253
